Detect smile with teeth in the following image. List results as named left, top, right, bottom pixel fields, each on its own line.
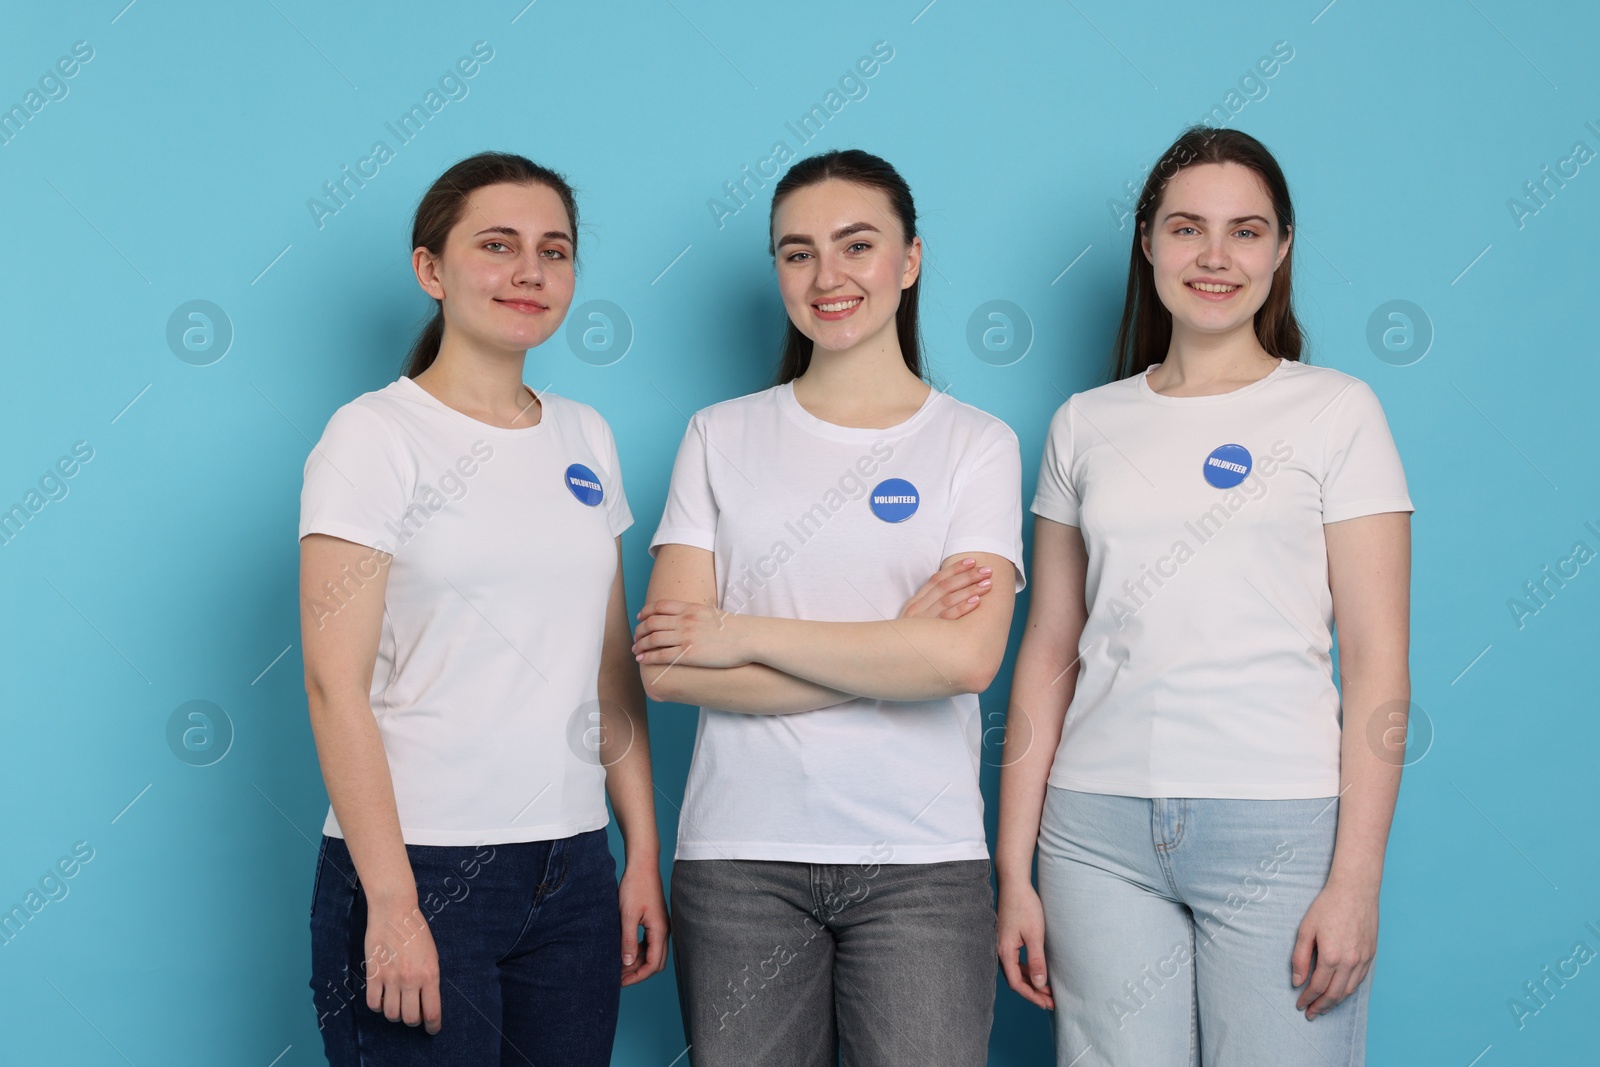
left=1187, top=281, right=1240, bottom=293
left=815, top=298, right=862, bottom=313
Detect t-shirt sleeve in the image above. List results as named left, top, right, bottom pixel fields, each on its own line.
left=1029, top=399, right=1080, bottom=527
left=598, top=417, right=634, bottom=539
left=649, top=412, right=718, bottom=557
left=944, top=419, right=1028, bottom=593
left=1320, top=379, right=1414, bottom=523
left=299, top=401, right=411, bottom=552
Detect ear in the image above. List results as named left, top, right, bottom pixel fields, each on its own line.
left=1139, top=221, right=1153, bottom=265
left=901, top=234, right=923, bottom=290
left=1274, top=224, right=1293, bottom=272
left=413, top=246, right=445, bottom=301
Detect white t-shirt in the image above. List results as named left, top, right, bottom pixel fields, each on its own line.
left=299, top=376, right=632, bottom=845
left=1031, top=358, right=1413, bottom=799
left=650, top=382, right=1026, bottom=863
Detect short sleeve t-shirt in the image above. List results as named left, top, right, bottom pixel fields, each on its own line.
left=1030, top=359, right=1413, bottom=799
left=299, top=376, right=632, bottom=845
left=650, top=383, right=1026, bottom=864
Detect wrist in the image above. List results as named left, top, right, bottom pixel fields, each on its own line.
left=1324, top=861, right=1384, bottom=895
left=995, top=858, right=1036, bottom=888
left=366, top=884, right=421, bottom=914
left=622, top=842, right=662, bottom=869
left=734, top=613, right=767, bottom=667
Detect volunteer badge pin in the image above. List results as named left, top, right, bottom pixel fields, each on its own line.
left=565, top=463, right=604, bottom=506
left=869, top=478, right=919, bottom=522
left=1202, top=444, right=1252, bottom=489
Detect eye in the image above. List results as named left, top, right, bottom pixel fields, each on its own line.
left=845, top=241, right=871, bottom=253
left=540, top=247, right=568, bottom=260
left=1234, top=228, right=1259, bottom=239
left=784, top=250, right=814, bottom=263
left=1174, top=225, right=1198, bottom=236
left=484, top=240, right=512, bottom=253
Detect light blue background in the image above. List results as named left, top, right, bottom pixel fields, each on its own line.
left=2, top=1, right=1596, bottom=1063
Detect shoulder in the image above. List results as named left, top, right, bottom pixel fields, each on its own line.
left=318, top=382, right=411, bottom=443
left=934, top=391, right=1021, bottom=449
left=1273, top=361, right=1388, bottom=422
left=1274, top=359, right=1371, bottom=399
left=1044, top=373, right=1139, bottom=432
left=688, top=385, right=784, bottom=429
left=539, top=390, right=611, bottom=435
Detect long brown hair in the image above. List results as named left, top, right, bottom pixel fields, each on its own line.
left=767, top=149, right=924, bottom=385
left=1110, top=126, right=1304, bottom=381
left=401, top=152, right=580, bottom=378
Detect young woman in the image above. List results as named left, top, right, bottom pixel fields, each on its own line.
left=299, top=152, right=668, bottom=1065
left=997, top=127, right=1413, bottom=1065
left=632, top=149, right=1024, bottom=1066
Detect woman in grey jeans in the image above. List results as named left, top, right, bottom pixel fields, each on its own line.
left=633, top=149, right=1026, bottom=1066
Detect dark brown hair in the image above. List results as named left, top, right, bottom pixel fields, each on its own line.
left=1110, top=126, right=1304, bottom=381
left=401, top=152, right=579, bottom=378
left=767, top=149, right=923, bottom=385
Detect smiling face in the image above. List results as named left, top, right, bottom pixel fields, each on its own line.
left=413, top=180, right=576, bottom=354
left=1140, top=162, right=1291, bottom=343
left=772, top=179, right=921, bottom=357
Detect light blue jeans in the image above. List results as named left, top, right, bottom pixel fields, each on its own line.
left=1036, top=787, right=1370, bottom=1066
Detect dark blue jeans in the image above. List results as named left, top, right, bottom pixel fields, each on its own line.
left=309, top=828, right=621, bottom=1066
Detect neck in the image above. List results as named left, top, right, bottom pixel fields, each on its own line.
left=1157, top=320, right=1277, bottom=385
left=421, top=331, right=532, bottom=410
left=793, top=319, right=923, bottom=408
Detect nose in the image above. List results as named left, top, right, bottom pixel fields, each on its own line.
left=1197, top=235, right=1230, bottom=271
left=813, top=251, right=846, bottom=291
left=512, top=252, right=545, bottom=288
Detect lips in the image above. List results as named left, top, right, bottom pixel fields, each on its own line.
left=812, top=296, right=862, bottom=320
left=1185, top=279, right=1241, bottom=301
left=496, top=297, right=548, bottom=313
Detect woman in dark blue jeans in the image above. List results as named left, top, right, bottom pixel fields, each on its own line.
left=299, top=151, right=668, bottom=1064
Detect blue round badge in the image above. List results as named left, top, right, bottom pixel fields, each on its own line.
left=564, top=463, right=604, bottom=506
left=1202, top=444, right=1253, bottom=489
left=869, top=478, right=920, bottom=523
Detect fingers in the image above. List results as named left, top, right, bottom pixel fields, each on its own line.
left=421, top=981, right=443, bottom=1035
left=1305, top=957, right=1369, bottom=1018
left=644, top=912, right=669, bottom=976
left=1001, top=949, right=1054, bottom=1010
left=1297, top=955, right=1338, bottom=1015
left=383, top=975, right=402, bottom=1022
left=1302, top=962, right=1349, bottom=1017
left=621, top=908, right=640, bottom=971
left=633, top=600, right=687, bottom=622
left=1024, top=933, right=1051, bottom=993
left=622, top=909, right=670, bottom=986
left=1290, top=924, right=1314, bottom=989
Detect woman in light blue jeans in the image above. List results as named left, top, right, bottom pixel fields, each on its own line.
left=996, top=126, right=1414, bottom=1065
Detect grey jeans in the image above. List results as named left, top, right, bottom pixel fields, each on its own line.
left=670, top=855, right=997, bottom=1066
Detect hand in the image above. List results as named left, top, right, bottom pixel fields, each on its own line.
left=1291, top=877, right=1378, bottom=1019
left=997, top=879, right=1054, bottom=1010
left=364, top=898, right=443, bottom=1034
left=619, top=859, right=670, bottom=986
left=633, top=600, right=750, bottom=668
left=900, top=558, right=995, bottom=620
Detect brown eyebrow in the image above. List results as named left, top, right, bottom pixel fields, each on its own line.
left=1160, top=211, right=1273, bottom=227
left=775, top=221, right=883, bottom=249
left=472, top=225, right=573, bottom=242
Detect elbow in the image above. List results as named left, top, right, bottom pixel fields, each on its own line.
left=640, top=665, right=679, bottom=706
left=957, top=652, right=1006, bottom=696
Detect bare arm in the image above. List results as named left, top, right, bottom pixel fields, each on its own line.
left=995, top=518, right=1088, bottom=1010
left=638, top=544, right=856, bottom=713
left=1292, top=511, right=1411, bottom=1018
left=636, top=551, right=1018, bottom=701
left=595, top=539, right=670, bottom=987
left=300, top=533, right=440, bottom=1032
